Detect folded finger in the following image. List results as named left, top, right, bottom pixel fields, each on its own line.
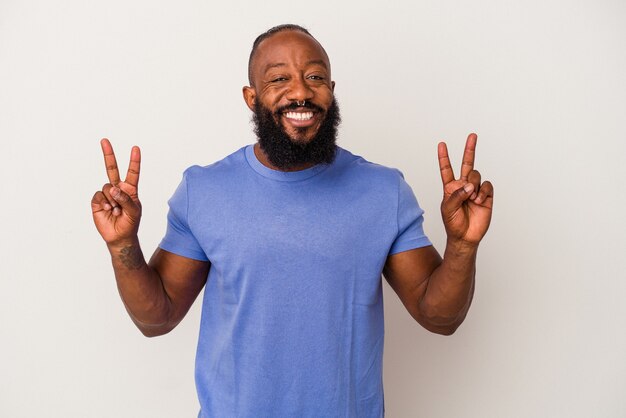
left=467, top=170, right=481, bottom=200
left=102, top=183, right=118, bottom=209
left=442, top=183, right=474, bottom=217
left=474, top=181, right=494, bottom=205
left=91, top=191, right=112, bottom=212
left=109, top=185, right=141, bottom=219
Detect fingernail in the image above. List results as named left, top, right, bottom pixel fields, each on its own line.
left=103, top=203, right=111, bottom=210
left=464, top=183, right=474, bottom=193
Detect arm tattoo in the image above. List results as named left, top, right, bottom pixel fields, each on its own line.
left=118, top=245, right=144, bottom=270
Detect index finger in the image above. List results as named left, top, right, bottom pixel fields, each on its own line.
left=124, top=146, right=141, bottom=187
left=100, top=138, right=120, bottom=185
left=438, top=141, right=455, bottom=185
left=460, top=133, right=477, bottom=181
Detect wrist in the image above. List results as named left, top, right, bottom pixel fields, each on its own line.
left=106, top=236, right=140, bottom=253
left=445, top=237, right=479, bottom=258
left=108, top=238, right=146, bottom=271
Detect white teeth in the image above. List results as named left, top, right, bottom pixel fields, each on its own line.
left=285, top=111, right=313, bottom=121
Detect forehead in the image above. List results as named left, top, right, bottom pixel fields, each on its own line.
left=251, top=31, right=330, bottom=81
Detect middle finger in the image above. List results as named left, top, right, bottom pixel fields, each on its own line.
left=460, top=133, right=477, bottom=181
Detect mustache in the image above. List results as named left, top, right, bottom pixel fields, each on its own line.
left=275, top=101, right=324, bottom=114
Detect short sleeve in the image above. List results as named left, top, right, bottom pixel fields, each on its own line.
left=389, top=173, right=432, bottom=255
left=158, top=170, right=209, bottom=261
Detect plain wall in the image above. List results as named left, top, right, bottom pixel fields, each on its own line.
left=1, top=0, right=625, bottom=416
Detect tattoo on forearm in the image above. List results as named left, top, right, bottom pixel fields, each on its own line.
left=118, top=245, right=144, bottom=270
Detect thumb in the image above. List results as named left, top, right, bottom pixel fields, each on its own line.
left=442, top=183, right=474, bottom=215
left=110, top=186, right=140, bottom=218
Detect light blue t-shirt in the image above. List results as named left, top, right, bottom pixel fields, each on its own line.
left=159, top=145, right=431, bottom=418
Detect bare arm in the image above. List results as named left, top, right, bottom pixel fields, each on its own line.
left=384, top=134, right=493, bottom=335
left=384, top=242, right=476, bottom=335
left=107, top=239, right=209, bottom=337
left=92, top=139, right=209, bottom=337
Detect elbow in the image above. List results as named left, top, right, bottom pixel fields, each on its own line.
left=431, top=322, right=461, bottom=336
left=139, top=327, right=171, bottom=338
left=127, top=305, right=176, bottom=337
left=418, top=316, right=462, bottom=336
left=416, top=304, right=465, bottom=336
left=134, top=319, right=176, bottom=338
left=139, top=325, right=176, bottom=338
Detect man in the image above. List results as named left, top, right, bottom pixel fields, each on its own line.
left=91, top=24, right=493, bottom=418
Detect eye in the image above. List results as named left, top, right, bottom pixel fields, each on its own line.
left=270, top=77, right=288, bottom=83
left=307, top=75, right=325, bottom=80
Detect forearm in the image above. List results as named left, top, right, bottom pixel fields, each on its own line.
left=419, top=239, right=477, bottom=330
left=107, top=238, right=172, bottom=336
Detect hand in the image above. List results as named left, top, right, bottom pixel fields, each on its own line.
left=438, top=133, right=493, bottom=245
left=91, top=139, right=142, bottom=245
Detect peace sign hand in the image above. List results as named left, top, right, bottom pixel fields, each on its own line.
left=438, top=133, right=494, bottom=246
left=91, top=139, right=142, bottom=246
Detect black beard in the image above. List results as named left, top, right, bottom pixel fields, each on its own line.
left=252, top=98, right=341, bottom=170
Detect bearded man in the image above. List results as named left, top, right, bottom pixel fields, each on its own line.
left=91, top=24, right=494, bottom=418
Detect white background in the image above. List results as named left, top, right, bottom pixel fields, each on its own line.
left=1, top=0, right=625, bottom=417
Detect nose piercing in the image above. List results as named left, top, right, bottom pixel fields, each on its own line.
left=297, top=100, right=306, bottom=107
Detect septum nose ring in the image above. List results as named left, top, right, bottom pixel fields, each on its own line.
left=296, top=100, right=306, bottom=107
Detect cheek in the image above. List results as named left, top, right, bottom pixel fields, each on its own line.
left=260, top=87, right=287, bottom=104
left=315, top=87, right=334, bottom=106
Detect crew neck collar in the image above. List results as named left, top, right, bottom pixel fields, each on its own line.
left=244, top=144, right=334, bottom=182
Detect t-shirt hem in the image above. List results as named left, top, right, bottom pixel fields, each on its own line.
left=389, top=237, right=432, bottom=255
left=158, top=240, right=209, bottom=261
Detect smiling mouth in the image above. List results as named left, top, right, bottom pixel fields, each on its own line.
left=284, top=111, right=314, bottom=121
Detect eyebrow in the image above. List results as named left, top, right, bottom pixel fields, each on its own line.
left=263, top=63, right=287, bottom=73
left=305, top=60, right=328, bottom=69
left=263, top=60, right=328, bottom=74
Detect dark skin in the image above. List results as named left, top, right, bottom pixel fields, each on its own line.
left=91, top=139, right=209, bottom=336
left=92, top=30, right=493, bottom=337
left=243, top=31, right=336, bottom=170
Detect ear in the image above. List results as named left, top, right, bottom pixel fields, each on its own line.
left=242, top=86, right=256, bottom=111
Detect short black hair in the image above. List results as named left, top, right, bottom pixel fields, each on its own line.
left=247, top=24, right=313, bottom=85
